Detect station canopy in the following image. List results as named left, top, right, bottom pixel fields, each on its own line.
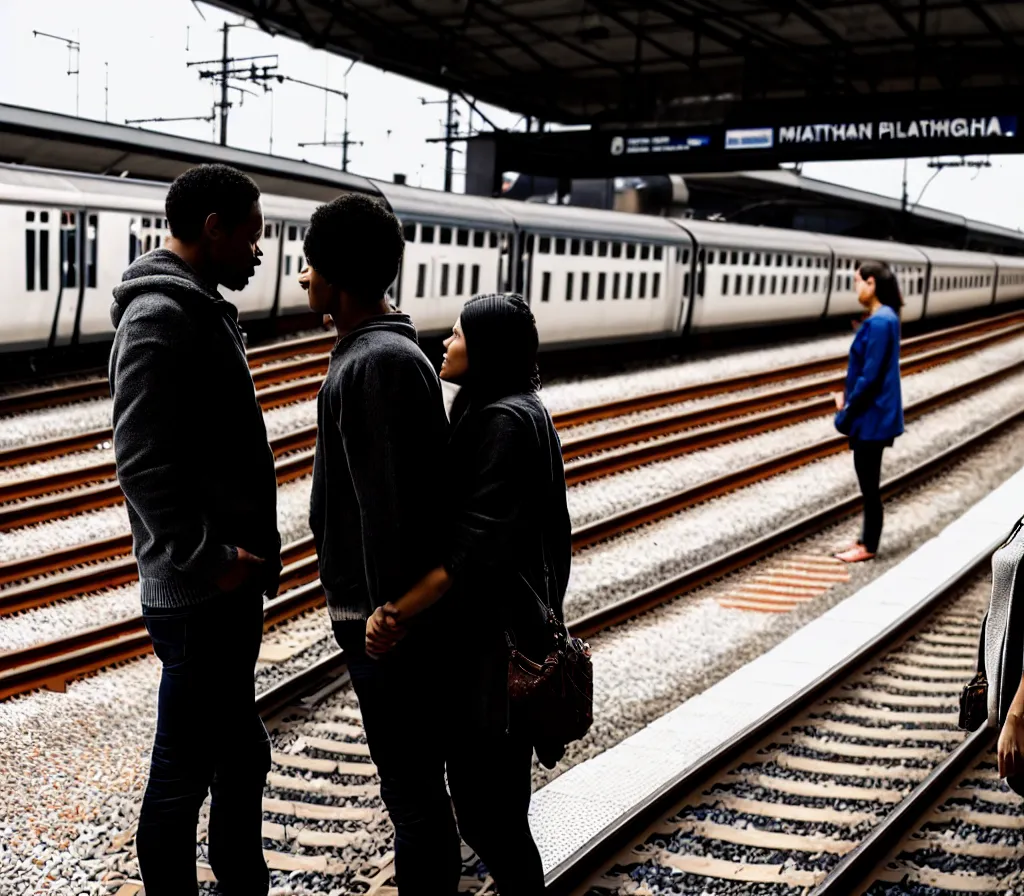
left=207, top=1, right=1024, bottom=127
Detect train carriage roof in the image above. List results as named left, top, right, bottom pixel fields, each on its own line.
left=674, top=218, right=832, bottom=254
left=915, top=245, right=999, bottom=267
left=371, top=180, right=515, bottom=231
left=821, top=234, right=929, bottom=265
left=507, top=201, right=686, bottom=242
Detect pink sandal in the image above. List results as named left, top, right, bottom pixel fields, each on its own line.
left=834, top=545, right=876, bottom=563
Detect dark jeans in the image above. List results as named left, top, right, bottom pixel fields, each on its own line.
left=138, top=590, right=271, bottom=896
left=853, top=441, right=887, bottom=553
left=335, top=621, right=544, bottom=896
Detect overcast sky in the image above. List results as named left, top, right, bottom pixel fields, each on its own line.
left=1, top=0, right=1021, bottom=232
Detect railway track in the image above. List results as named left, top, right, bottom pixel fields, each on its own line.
left=2, top=310, right=1022, bottom=473
left=3, top=314, right=1024, bottom=535
left=1, top=356, right=1020, bottom=710
left=543, top=557, right=993, bottom=895
left=2, top=336, right=1022, bottom=623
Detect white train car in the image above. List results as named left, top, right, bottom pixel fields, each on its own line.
left=920, top=247, right=997, bottom=317
left=507, top=202, right=689, bottom=347
left=822, top=236, right=929, bottom=323
left=675, top=220, right=832, bottom=331
left=373, top=182, right=516, bottom=338
left=993, top=254, right=1024, bottom=304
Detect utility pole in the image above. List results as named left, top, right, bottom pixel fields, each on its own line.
left=219, top=22, right=229, bottom=145
left=421, top=92, right=461, bottom=192
left=33, top=30, right=80, bottom=116
left=104, top=62, right=109, bottom=122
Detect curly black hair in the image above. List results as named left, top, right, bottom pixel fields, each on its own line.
left=164, top=164, right=261, bottom=242
left=303, top=193, right=404, bottom=304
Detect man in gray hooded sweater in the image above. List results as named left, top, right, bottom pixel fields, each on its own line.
left=109, top=164, right=280, bottom=896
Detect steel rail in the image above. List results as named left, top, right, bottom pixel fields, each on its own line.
left=1, top=399, right=1019, bottom=710
left=4, top=356, right=1022, bottom=617
left=0, top=331, right=334, bottom=417
left=543, top=537, right=1003, bottom=894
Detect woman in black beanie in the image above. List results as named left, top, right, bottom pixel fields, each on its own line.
left=366, top=293, right=572, bottom=895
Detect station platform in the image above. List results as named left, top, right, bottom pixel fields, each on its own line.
left=531, top=463, right=1024, bottom=877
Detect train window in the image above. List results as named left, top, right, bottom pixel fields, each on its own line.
left=440, top=227, right=452, bottom=245
left=652, top=272, right=660, bottom=298
left=301, top=227, right=308, bottom=239
left=456, top=264, right=465, bottom=296
left=581, top=272, right=590, bottom=301
left=654, top=245, right=663, bottom=261
left=640, top=245, right=650, bottom=261
left=288, top=225, right=297, bottom=241
left=597, top=272, right=607, bottom=300
left=471, top=264, right=480, bottom=294
left=457, top=228, right=469, bottom=246
left=803, top=276, right=809, bottom=292
left=613, top=272, right=621, bottom=299
left=145, top=234, right=152, bottom=254
left=638, top=272, right=646, bottom=299
left=776, top=254, right=783, bottom=267
left=814, top=276, right=819, bottom=292
left=730, top=251, right=738, bottom=265
left=473, top=231, right=485, bottom=248
left=780, top=276, right=787, bottom=295
left=759, top=275, right=766, bottom=295
left=598, top=241, right=609, bottom=257
left=25, top=230, right=35, bottom=291
left=39, top=231, right=49, bottom=291
left=742, top=251, right=750, bottom=265
left=41, top=212, right=49, bottom=223
left=722, top=274, right=729, bottom=295
left=796, top=257, right=803, bottom=268
left=570, top=239, right=580, bottom=256
left=538, top=236, right=551, bottom=254
left=626, top=243, right=637, bottom=260
left=612, top=242, right=622, bottom=259
left=421, top=225, right=435, bottom=243
left=26, top=211, right=34, bottom=222
left=87, top=215, right=98, bottom=289
left=524, top=234, right=535, bottom=255
left=786, top=254, right=793, bottom=266
left=555, top=237, right=566, bottom=255
left=753, top=253, right=760, bottom=265
left=566, top=272, right=574, bottom=301
left=416, top=264, right=426, bottom=298
left=747, top=274, right=754, bottom=295
left=440, top=264, right=450, bottom=296
left=155, top=235, right=162, bottom=249
left=142, top=217, right=151, bottom=228
left=682, top=249, right=690, bottom=264
left=771, top=275, right=777, bottom=293
left=541, top=271, right=551, bottom=302
left=264, top=224, right=272, bottom=239
left=403, top=223, right=416, bottom=242
left=285, top=256, right=291, bottom=276
left=683, top=271, right=691, bottom=295
left=847, top=275, right=853, bottom=290
left=489, top=232, right=499, bottom=248
left=584, top=240, right=594, bottom=256
left=625, top=272, right=634, bottom=299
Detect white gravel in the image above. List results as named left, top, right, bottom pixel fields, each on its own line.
left=563, top=366, right=1024, bottom=619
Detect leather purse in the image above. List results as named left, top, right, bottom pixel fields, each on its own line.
left=506, top=576, right=593, bottom=752
left=958, top=612, right=989, bottom=732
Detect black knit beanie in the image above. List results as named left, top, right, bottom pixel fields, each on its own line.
left=457, top=293, right=540, bottom=400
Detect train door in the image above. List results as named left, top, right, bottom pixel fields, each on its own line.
left=78, top=211, right=133, bottom=342
left=50, top=210, right=84, bottom=347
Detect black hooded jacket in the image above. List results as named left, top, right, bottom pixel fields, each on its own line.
left=108, top=249, right=281, bottom=608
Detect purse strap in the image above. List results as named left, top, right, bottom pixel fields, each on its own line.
left=974, top=610, right=988, bottom=679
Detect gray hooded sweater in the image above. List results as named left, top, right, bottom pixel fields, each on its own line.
left=109, top=249, right=281, bottom=608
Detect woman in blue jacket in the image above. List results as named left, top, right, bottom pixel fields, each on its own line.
left=833, top=261, right=904, bottom=563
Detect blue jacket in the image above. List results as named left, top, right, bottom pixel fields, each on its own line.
left=834, top=305, right=904, bottom=444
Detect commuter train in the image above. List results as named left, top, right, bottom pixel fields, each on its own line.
left=3, top=162, right=1024, bottom=354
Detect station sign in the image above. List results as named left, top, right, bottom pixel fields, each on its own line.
left=609, top=132, right=712, bottom=157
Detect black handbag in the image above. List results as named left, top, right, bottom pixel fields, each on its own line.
left=505, top=572, right=593, bottom=763
left=958, top=611, right=988, bottom=732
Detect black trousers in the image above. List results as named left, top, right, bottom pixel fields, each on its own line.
left=853, top=441, right=887, bottom=554
left=335, top=621, right=544, bottom=896
left=138, top=590, right=271, bottom=896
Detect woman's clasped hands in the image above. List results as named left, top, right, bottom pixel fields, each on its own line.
left=365, top=603, right=406, bottom=658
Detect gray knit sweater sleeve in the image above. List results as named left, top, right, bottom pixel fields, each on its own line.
left=110, top=295, right=236, bottom=581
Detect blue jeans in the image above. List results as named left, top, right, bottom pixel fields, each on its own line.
left=334, top=621, right=543, bottom=896
left=138, top=590, right=271, bottom=896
